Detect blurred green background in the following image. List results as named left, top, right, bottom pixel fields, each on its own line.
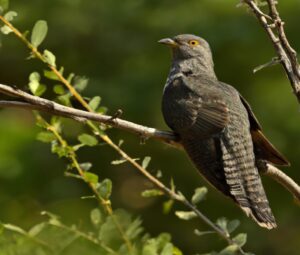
left=0, top=0, right=299, bottom=254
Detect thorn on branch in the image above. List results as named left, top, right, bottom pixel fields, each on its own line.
left=109, top=109, right=123, bottom=121
left=253, top=57, right=282, bottom=73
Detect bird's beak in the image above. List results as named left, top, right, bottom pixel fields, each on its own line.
left=158, top=38, right=178, bottom=48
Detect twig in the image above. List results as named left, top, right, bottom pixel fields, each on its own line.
left=47, top=122, right=132, bottom=248
left=0, top=85, right=178, bottom=146
left=243, top=0, right=300, bottom=102
left=263, top=164, right=300, bottom=201
left=46, top=221, right=118, bottom=255
left=0, top=14, right=135, bottom=252
left=0, top=84, right=299, bottom=203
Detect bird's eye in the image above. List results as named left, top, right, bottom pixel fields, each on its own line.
left=189, top=40, right=199, bottom=46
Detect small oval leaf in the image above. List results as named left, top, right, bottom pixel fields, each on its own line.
left=233, top=233, right=247, bottom=247
left=175, top=211, right=197, bottom=220
left=78, top=133, right=98, bottom=147
left=89, top=96, right=101, bottom=111
left=191, top=187, right=207, bottom=204
left=141, top=189, right=163, bottom=198
left=43, top=49, right=56, bottom=67
left=31, top=20, right=48, bottom=48
left=142, top=156, right=151, bottom=169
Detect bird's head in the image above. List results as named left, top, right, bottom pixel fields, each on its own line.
left=158, top=34, right=213, bottom=61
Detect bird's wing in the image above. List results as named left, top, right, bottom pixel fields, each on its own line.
left=184, top=96, right=229, bottom=137
left=239, top=94, right=290, bottom=166
left=163, top=77, right=229, bottom=138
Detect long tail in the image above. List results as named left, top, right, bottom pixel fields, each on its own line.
left=220, top=136, right=277, bottom=229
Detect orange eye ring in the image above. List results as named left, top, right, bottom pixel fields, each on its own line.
left=189, top=40, right=199, bottom=46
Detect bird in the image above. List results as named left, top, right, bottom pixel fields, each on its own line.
left=159, top=34, right=290, bottom=229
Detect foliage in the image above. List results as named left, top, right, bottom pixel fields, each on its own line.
left=0, top=210, right=181, bottom=255
left=1, top=0, right=299, bottom=254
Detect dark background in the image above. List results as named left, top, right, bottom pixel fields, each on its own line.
left=0, top=0, right=299, bottom=254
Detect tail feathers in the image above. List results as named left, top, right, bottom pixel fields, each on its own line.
left=241, top=205, right=277, bottom=230
left=251, top=129, right=290, bottom=166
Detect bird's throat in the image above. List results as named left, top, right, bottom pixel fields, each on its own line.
left=172, top=57, right=217, bottom=80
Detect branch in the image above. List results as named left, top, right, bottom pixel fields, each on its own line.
left=263, top=164, right=300, bottom=201
left=243, top=0, right=300, bottom=103
left=0, top=83, right=299, bottom=202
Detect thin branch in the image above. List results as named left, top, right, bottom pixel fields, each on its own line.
left=0, top=84, right=178, bottom=146
left=243, top=0, right=300, bottom=102
left=46, top=221, right=118, bottom=255
left=0, top=84, right=299, bottom=203
left=40, top=119, right=125, bottom=255
left=0, top=14, right=134, bottom=251
left=263, top=164, right=300, bottom=201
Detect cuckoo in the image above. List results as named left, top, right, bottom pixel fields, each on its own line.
left=159, top=34, right=290, bottom=229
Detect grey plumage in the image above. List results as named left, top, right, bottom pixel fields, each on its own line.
left=160, top=34, right=289, bottom=229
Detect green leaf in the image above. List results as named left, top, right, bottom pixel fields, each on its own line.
left=156, top=170, right=162, bottom=178
left=156, top=233, right=171, bottom=250
left=142, top=239, right=158, bottom=255
left=219, top=244, right=239, bottom=255
left=227, top=219, right=240, bottom=234
left=173, top=247, right=183, bottom=255
left=97, top=106, right=108, bottom=114
left=4, top=11, right=17, bottom=21
left=36, top=131, right=56, bottom=143
left=78, top=133, right=98, bottom=147
left=28, top=223, right=46, bottom=237
left=44, top=68, right=63, bottom=80
left=99, top=209, right=131, bottom=246
left=125, top=217, right=143, bottom=240
left=175, top=211, right=197, bottom=220
left=41, top=211, right=60, bottom=221
left=28, top=72, right=46, bottom=96
left=35, top=114, right=48, bottom=128
left=216, top=217, right=228, bottom=233
left=161, top=243, right=173, bottom=255
left=88, top=96, right=101, bottom=111
left=163, top=199, right=174, bottom=214
left=53, top=84, right=65, bottom=95
left=41, top=211, right=61, bottom=226
left=83, top=172, right=98, bottom=184
left=97, top=179, right=112, bottom=199
left=191, top=187, right=207, bottom=204
left=79, top=162, right=92, bottom=171
left=90, top=208, right=102, bottom=226
left=74, top=76, right=88, bottom=92
left=0, top=25, right=12, bottom=34
left=29, top=71, right=41, bottom=82
left=58, top=94, right=72, bottom=106
left=0, top=0, right=9, bottom=11
left=194, top=229, right=215, bottom=236
left=2, top=224, right=26, bottom=235
left=35, top=84, right=46, bottom=96
left=142, top=156, right=151, bottom=169
left=111, top=158, right=127, bottom=165
left=51, top=142, right=70, bottom=158
left=0, top=12, right=16, bottom=34
left=141, top=189, right=163, bottom=198
left=67, top=73, right=75, bottom=83
left=31, top=20, right=48, bottom=48
left=233, top=233, right=247, bottom=247
left=43, top=49, right=56, bottom=67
